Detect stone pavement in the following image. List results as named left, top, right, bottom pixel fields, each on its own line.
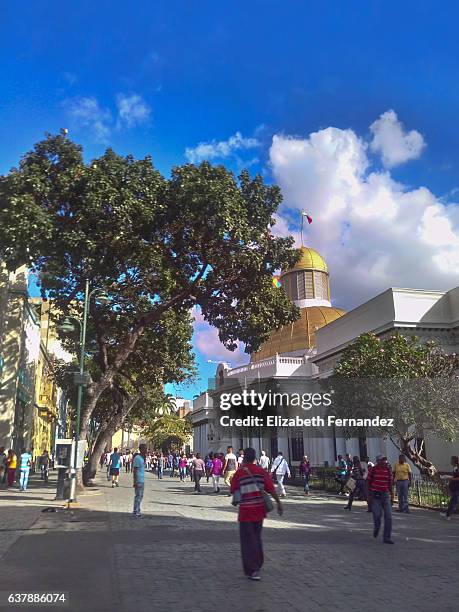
left=0, top=469, right=458, bottom=612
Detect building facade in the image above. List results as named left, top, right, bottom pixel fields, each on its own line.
left=192, top=246, right=459, bottom=472
left=0, top=266, right=72, bottom=456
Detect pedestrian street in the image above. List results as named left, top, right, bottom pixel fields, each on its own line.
left=0, top=469, right=457, bottom=612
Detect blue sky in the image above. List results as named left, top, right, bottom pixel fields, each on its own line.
left=2, top=1, right=459, bottom=399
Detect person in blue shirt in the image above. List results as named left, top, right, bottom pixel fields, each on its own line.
left=132, top=444, right=147, bottom=518
left=19, top=448, right=32, bottom=491
left=109, top=447, right=122, bottom=488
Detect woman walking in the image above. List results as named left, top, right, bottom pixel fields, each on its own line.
left=231, top=448, right=283, bottom=580
left=211, top=453, right=223, bottom=493
left=299, top=455, right=312, bottom=495
left=179, top=454, right=188, bottom=481
left=6, top=449, right=17, bottom=487
left=192, top=453, right=206, bottom=493
left=344, top=456, right=366, bottom=510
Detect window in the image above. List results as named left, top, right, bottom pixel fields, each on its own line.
left=290, top=435, right=304, bottom=461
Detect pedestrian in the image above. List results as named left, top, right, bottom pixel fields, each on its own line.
left=157, top=452, right=164, bottom=479
left=270, top=452, right=291, bottom=498
left=168, top=452, right=174, bottom=477
left=126, top=450, right=133, bottom=473
left=223, top=446, right=238, bottom=490
left=344, top=456, right=366, bottom=510
left=19, top=448, right=32, bottom=491
left=39, top=450, right=50, bottom=482
left=205, top=453, right=213, bottom=482
left=187, top=454, right=194, bottom=481
left=211, top=453, right=223, bottom=493
left=299, top=455, right=312, bottom=495
left=335, top=454, right=348, bottom=495
left=258, top=450, right=270, bottom=471
left=367, top=454, right=394, bottom=544
left=360, top=456, right=372, bottom=512
left=109, top=447, right=121, bottom=487
left=173, top=453, right=180, bottom=477
left=444, top=455, right=459, bottom=520
left=105, top=449, right=112, bottom=481
left=6, top=449, right=17, bottom=487
left=393, top=455, right=412, bottom=513
left=132, top=443, right=147, bottom=518
left=192, top=453, right=206, bottom=493
left=179, top=454, right=187, bottom=481
left=0, top=447, right=7, bottom=485
left=237, top=449, right=244, bottom=466
left=230, top=447, right=283, bottom=581
left=99, top=452, right=105, bottom=469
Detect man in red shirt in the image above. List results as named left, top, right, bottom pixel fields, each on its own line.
left=231, top=447, right=283, bottom=580
left=367, top=454, right=394, bottom=544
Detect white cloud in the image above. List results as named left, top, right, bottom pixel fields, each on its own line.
left=192, top=307, right=247, bottom=366
left=64, top=97, right=112, bottom=144
left=185, top=131, right=259, bottom=163
left=370, top=109, right=425, bottom=168
left=269, top=120, right=459, bottom=310
left=116, top=93, right=151, bottom=128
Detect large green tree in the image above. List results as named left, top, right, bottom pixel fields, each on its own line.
left=328, top=332, right=459, bottom=475
left=0, top=133, right=299, bottom=440
left=143, top=413, right=193, bottom=453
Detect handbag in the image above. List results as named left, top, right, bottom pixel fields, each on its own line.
left=345, top=477, right=357, bottom=493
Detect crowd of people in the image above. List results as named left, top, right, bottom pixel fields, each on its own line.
left=0, top=447, right=53, bottom=490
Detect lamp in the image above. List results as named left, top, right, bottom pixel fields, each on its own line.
left=57, top=317, right=77, bottom=333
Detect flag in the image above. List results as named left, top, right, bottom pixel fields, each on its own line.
left=272, top=276, right=281, bottom=288
left=301, top=211, right=313, bottom=224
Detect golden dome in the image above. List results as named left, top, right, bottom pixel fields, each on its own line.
left=251, top=306, right=345, bottom=362
left=283, top=246, right=328, bottom=275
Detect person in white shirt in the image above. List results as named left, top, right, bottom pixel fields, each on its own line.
left=258, top=451, right=270, bottom=471
left=270, top=452, right=291, bottom=497
left=105, top=451, right=112, bottom=481
left=237, top=449, right=244, bottom=466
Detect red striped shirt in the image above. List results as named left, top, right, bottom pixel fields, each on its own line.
left=368, top=465, right=392, bottom=492
left=230, top=464, right=276, bottom=522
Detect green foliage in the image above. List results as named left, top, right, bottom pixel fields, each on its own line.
left=143, top=413, right=193, bottom=452
left=0, top=133, right=300, bottom=430
left=328, top=332, right=459, bottom=473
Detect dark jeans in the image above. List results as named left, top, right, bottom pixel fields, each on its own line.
left=179, top=467, right=186, bottom=481
left=446, top=489, right=459, bottom=517
left=194, top=470, right=203, bottom=491
left=239, top=521, right=264, bottom=576
left=371, top=491, right=392, bottom=541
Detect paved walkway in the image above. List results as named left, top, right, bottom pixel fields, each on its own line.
left=0, top=469, right=458, bottom=612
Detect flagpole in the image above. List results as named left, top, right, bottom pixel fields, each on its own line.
left=301, top=211, right=304, bottom=246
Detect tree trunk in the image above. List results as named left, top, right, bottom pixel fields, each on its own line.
left=83, top=425, right=117, bottom=484
left=82, top=393, right=142, bottom=485
left=393, top=437, right=439, bottom=477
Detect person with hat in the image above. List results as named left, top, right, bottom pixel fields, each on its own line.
left=367, top=454, right=394, bottom=544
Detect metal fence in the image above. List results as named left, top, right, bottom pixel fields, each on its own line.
left=288, top=466, right=450, bottom=511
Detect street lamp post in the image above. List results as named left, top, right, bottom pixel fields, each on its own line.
left=59, top=280, right=110, bottom=502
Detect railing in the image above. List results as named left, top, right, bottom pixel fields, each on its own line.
left=288, top=466, right=451, bottom=511
left=226, top=355, right=307, bottom=377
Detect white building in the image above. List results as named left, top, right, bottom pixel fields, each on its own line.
left=192, top=246, right=459, bottom=472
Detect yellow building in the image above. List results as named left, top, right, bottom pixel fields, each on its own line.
left=30, top=299, right=73, bottom=461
